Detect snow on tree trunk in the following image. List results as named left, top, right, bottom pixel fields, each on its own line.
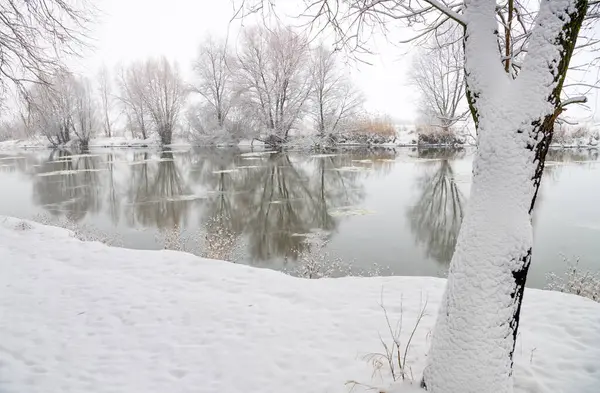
left=422, top=0, right=587, bottom=392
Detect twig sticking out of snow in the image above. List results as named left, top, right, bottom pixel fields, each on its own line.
left=362, top=290, right=428, bottom=387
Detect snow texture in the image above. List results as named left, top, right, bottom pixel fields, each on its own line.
left=423, top=1, right=583, bottom=392
left=0, top=217, right=599, bottom=393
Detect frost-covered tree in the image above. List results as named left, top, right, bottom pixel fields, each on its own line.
left=28, top=72, right=76, bottom=146
left=97, top=65, right=114, bottom=138
left=116, top=62, right=151, bottom=139
left=411, top=29, right=467, bottom=133
left=0, top=0, right=92, bottom=95
left=116, top=58, right=185, bottom=144
left=28, top=72, right=97, bottom=148
left=141, top=57, right=186, bottom=145
left=191, top=37, right=236, bottom=128
left=239, top=0, right=595, bottom=391
left=310, top=45, right=364, bottom=137
left=236, top=26, right=312, bottom=143
left=72, top=77, right=97, bottom=150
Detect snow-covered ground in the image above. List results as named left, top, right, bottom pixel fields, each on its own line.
left=0, top=137, right=266, bottom=150
left=89, top=136, right=161, bottom=148
left=0, top=136, right=158, bottom=150
left=0, top=136, right=195, bottom=150
left=0, top=217, right=599, bottom=393
left=0, top=138, right=48, bottom=150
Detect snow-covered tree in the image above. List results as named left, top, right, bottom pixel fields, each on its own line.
left=411, top=29, right=467, bottom=133
left=116, top=62, right=152, bottom=139
left=28, top=72, right=76, bottom=146
left=141, top=57, right=186, bottom=145
left=191, top=37, right=236, bottom=128
left=27, top=72, right=97, bottom=149
left=72, top=77, right=98, bottom=150
left=97, top=65, right=114, bottom=138
left=116, top=58, right=186, bottom=144
left=236, top=26, right=312, bottom=143
left=0, top=0, right=92, bottom=95
left=310, top=45, right=364, bottom=137
left=239, top=0, right=594, bottom=391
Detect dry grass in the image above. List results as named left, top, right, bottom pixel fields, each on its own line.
left=349, top=115, right=396, bottom=137
left=363, top=292, right=428, bottom=382
left=346, top=292, right=429, bottom=393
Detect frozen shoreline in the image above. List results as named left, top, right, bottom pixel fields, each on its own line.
left=1, top=137, right=598, bottom=151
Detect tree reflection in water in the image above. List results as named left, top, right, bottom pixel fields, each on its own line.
left=25, top=147, right=381, bottom=264
left=106, top=153, right=121, bottom=224
left=186, top=149, right=369, bottom=263
left=127, top=150, right=195, bottom=228
left=13, top=145, right=597, bottom=273
left=33, top=150, right=102, bottom=222
left=408, top=149, right=466, bottom=265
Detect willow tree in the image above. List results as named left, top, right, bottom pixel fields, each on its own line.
left=238, top=0, right=593, bottom=391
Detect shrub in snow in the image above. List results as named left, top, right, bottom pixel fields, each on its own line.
left=552, top=125, right=598, bottom=147
left=415, top=125, right=463, bottom=146
left=158, top=224, right=186, bottom=251
left=202, top=217, right=243, bottom=261
left=185, top=110, right=250, bottom=147
left=546, top=257, right=600, bottom=302
left=13, top=221, right=33, bottom=231
left=285, top=232, right=388, bottom=278
left=157, top=216, right=243, bottom=262
left=286, top=247, right=352, bottom=279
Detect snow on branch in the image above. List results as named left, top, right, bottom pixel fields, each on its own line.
left=560, top=96, right=587, bottom=107
left=234, top=0, right=466, bottom=55
left=423, top=0, right=466, bottom=25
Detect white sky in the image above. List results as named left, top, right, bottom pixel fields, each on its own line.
left=73, top=0, right=598, bottom=124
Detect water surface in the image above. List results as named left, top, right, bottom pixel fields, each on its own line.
left=0, top=147, right=598, bottom=288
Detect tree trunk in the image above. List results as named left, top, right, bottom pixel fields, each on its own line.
left=421, top=119, right=552, bottom=393
left=217, top=110, right=224, bottom=128
left=422, top=1, right=586, bottom=391
left=160, top=126, right=172, bottom=145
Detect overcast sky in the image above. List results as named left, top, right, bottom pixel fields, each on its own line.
left=75, top=0, right=599, bottom=124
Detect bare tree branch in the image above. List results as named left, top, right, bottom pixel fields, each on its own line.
left=0, top=0, right=95, bottom=95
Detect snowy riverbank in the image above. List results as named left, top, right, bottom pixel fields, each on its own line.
left=0, top=217, right=599, bottom=393
left=0, top=136, right=191, bottom=150
left=1, top=135, right=599, bottom=151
